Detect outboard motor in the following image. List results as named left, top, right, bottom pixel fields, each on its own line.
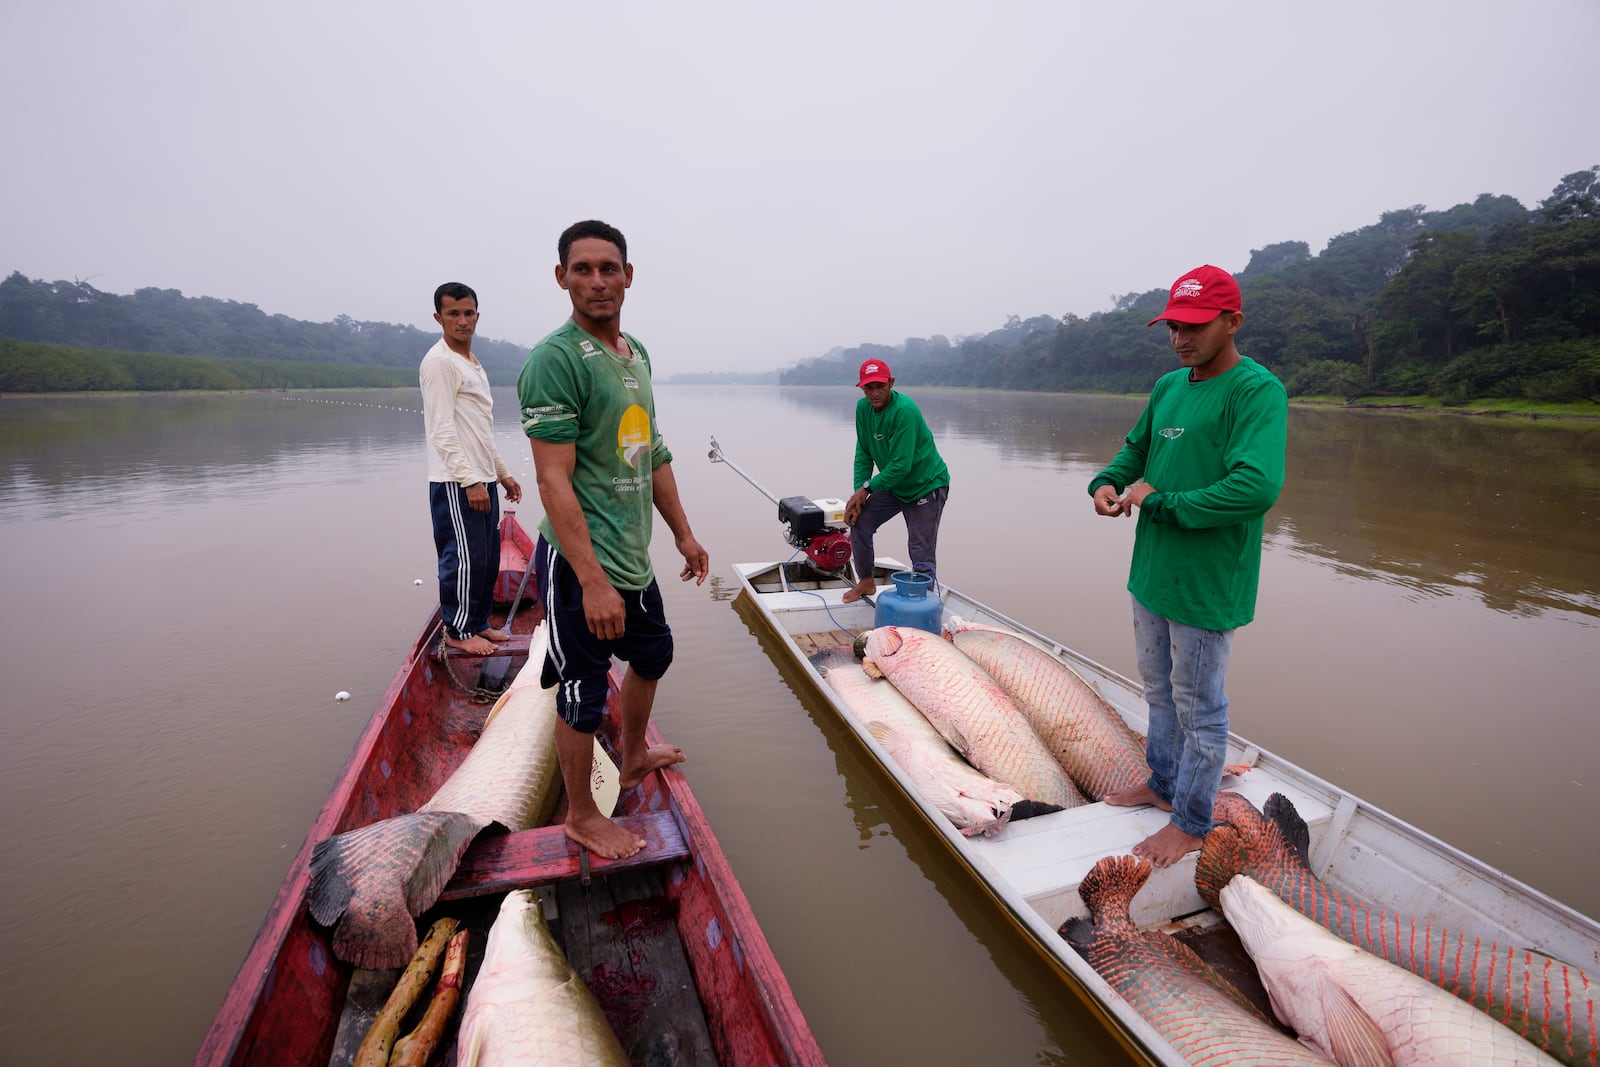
left=777, top=495, right=852, bottom=571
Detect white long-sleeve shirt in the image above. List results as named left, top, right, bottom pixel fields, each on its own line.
left=419, top=339, right=511, bottom=485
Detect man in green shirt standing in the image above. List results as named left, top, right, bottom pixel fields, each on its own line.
left=519, top=220, right=708, bottom=861
left=842, top=358, right=951, bottom=603
left=1089, top=265, right=1287, bottom=869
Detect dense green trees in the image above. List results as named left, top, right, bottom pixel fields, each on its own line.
left=0, top=338, right=415, bottom=392
left=0, top=276, right=531, bottom=392
left=782, top=169, right=1600, bottom=405
left=5, top=167, right=1596, bottom=402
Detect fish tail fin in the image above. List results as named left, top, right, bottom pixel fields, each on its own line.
left=1263, top=792, right=1313, bottom=868
left=308, top=810, right=487, bottom=969
left=1077, top=854, right=1150, bottom=929
left=1010, top=800, right=1064, bottom=821
left=1059, top=915, right=1097, bottom=955
left=808, top=646, right=856, bottom=673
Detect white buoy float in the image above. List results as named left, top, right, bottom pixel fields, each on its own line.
left=413, top=578, right=423, bottom=585
left=335, top=691, right=351, bottom=703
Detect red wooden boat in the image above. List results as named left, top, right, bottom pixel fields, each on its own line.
left=196, top=511, right=824, bottom=1066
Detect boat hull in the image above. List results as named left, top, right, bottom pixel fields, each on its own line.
left=732, top=557, right=1600, bottom=1067
left=195, top=516, right=822, bottom=1066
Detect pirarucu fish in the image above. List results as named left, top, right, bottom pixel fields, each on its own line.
left=946, top=620, right=1150, bottom=801
left=1061, top=855, right=1335, bottom=1066
left=308, top=623, right=562, bottom=969
left=1221, top=872, right=1561, bottom=1065
left=1197, top=791, right=1597, bottom=1067
left=812, top=645, right=1022, bottom=836
left=861, top=625, right=1084, bottom=809
left=458, top=888, right=629, bottom=1067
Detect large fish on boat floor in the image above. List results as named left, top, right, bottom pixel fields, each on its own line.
left=945, top=622, right=1150, bottom=801
left=1197, top=792, right=1597, bottom=1067
left=1221, top=873, right=1563, bottom=1065
left=812, top=646, right=1023, bottom=836
left=308, top=623, right=562, bottom=969
left=861, top=626, right=1085, bottom=809
left=1061, top=855, right=1336, bottom=1066
left=458, top=888, right=629, bottom=1067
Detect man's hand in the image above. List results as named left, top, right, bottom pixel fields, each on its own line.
left=1092, top=484, right=1127, bottom=517
left=845, top=487, right=870, bottom=525
left=1123, top=480, right=1156, bottom=510
left=677, top=533, right=709, bottom=586
left=581, top=579, right=627, bottom=641
left=465, top=482, right=491, bottom=512
left=500, top=474, right=523, bottom=504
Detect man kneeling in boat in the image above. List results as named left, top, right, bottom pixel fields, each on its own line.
left=519, top=220, right=709, bottom=860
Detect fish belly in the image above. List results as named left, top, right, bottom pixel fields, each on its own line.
left=422, top=623, right=560, bottom=831
left=866, top=627, right=1084, bottom=808
left=952, top=628, right=1149, bottom=800
left=459, top=890, right=630, bottom=1067
left=817, top=647, right=1022, bottom=835
left=1221, top=875, right=1563, bottom=1067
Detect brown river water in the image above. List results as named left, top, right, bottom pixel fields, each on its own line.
left=1, top=385, right=1596, bottom=1064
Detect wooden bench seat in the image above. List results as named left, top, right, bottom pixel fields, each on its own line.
left=439, top=810, right=689, bottom=900
left=439, top=632, right=534, bottom=659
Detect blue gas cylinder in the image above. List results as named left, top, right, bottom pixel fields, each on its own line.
left=873, top=571, right=942, bottom=634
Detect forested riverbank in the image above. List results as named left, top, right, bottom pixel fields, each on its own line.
left=3, top=168, right=1596, bottom=402
left=784, top=168, right=1600, bottom=407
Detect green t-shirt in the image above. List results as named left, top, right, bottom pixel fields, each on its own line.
left=1089, top=356, right=1287, bottom=630
left=518, top=320, right=673, bottom=590
left=852, top=391, right=950, bottom=502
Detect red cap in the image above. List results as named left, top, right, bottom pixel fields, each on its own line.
left=1147, top=265, right=1242, bottom=326
left=857, top=358, right=892, bottom=386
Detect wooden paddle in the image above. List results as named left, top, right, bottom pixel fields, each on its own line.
left=479, top=544, right=537, bottom=692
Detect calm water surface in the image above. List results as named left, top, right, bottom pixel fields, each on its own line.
left=1, top=386, right=1596, bottom=1065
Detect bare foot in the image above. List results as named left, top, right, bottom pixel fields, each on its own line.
left=1103, top=782, right=1173, bottom=811
left=1131, top=823, right=1204, bottom=869
left=564, top=812, right=646, bottom=860
left=478, top=627, right=511, bottom=643
left=842, top=578, right=876, bottom=604
left=620, top=743, right=685, bottom=790
left=444, top=632, right=497, bottom=656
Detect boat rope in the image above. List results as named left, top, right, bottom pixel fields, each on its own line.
left=432, top=631, right=508, bottom=704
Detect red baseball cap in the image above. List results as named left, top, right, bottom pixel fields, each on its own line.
left=857, top=358, right=892, bottom=386
left=1147, top=264, right=1242, bottom=326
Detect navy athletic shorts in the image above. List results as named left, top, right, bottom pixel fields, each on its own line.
left=534, top=534, right=674, bottom=734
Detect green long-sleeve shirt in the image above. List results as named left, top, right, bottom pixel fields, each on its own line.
left=1089, top=357, right=1287, bottom=630
left=853, top=391, right=950, bottom=502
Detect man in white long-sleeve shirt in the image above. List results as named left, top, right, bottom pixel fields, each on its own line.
left=421, top=282, right=522, bottom=656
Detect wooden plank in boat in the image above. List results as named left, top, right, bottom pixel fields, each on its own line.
left=440, top=632, right=533, bottom=659
left=793, top=631, right=855, bottom=657
left=555, top=867, right=718, bottom=1067
left=439, top=811, right=689, bottom=900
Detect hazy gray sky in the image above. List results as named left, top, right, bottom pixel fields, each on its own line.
left=3, top=1, right=1596, bottom=375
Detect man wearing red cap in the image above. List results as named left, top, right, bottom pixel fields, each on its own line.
left=1088, top=265, right=1287, bottom=868
left=842, top=358, right=950, bottom=603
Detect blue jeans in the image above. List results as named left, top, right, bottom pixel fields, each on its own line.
left=1131, top=594, right=1235, bottom=838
